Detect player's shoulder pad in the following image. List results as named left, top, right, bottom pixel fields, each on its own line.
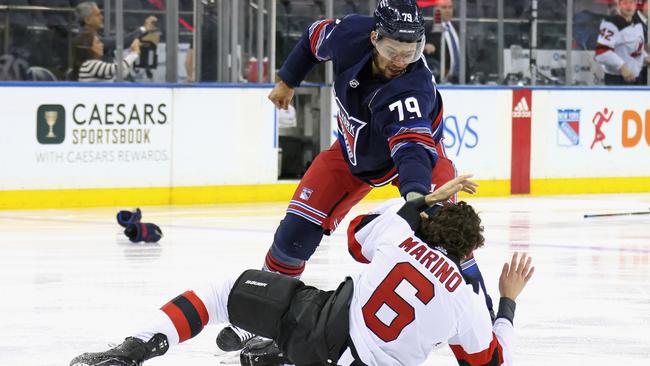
left=603, top=14, right=629, bottom=31
left=332, top=14, right=375, bottom=38
left=369, top=61, right=436, bottom=110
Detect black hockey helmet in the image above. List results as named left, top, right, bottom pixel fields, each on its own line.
left=374, top=0, right=425, bottom=43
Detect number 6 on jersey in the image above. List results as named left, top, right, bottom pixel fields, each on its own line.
left=362, top=262, right=435, bottom=342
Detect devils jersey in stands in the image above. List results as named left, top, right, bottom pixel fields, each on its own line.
left=278, top=15, right=443, bottom=196
left=595, top=14, right=648, bottom=78
left=341, top=199, right=514, bottom=366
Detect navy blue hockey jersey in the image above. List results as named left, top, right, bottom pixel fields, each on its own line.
left=278, top=15, right=444, bottom=196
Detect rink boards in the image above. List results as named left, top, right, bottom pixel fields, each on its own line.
left=0, top=83, right=648, bottom=209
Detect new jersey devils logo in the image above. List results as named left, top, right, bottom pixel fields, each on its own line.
left=335, top=97, right=367, bottom=166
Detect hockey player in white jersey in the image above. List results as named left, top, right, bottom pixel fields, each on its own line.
left=595, top=0, right=650, bottom=84
left=69, top=175, right=534, bottom=366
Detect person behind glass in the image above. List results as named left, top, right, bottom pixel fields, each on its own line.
left=595, top=0, right=650, bottom=85
left=424, top=0, right=460, bottom=83
left=633, top=0, right=649, bottom=82
left=75, top=1, right=157, bottom=63
left=70, top=31, right=140, bottom=82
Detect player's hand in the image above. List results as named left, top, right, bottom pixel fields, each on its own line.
left=620, top=64, right=636, bottom=82
left=499, top=252, right=534, bottom=301
left=644, top=56, right=650, bottom=66
left=424, top=174, right=478, bottom=205
left=268, top=80, right=295, bottom=110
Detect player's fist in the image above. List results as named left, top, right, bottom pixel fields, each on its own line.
left=619, top=64, right=636, bottom=82
left=268, top=80, right=295, bottom=110
left=498, top=252, right=534, bottom=301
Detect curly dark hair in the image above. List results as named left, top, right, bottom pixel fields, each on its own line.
left=417, top=201, right=484, bottom=260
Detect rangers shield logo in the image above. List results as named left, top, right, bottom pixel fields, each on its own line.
left=557, top=109, right=580, bottom=146
left=299, top=188, right=313, bottom=201
left=335, top=97, right=367, bottom=166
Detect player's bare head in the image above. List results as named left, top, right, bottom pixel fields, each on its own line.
left=418, top=201, right=484, bottom=260
left=371, top=0, right=425, bottom=78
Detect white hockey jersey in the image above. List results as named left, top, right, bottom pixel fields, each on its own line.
left=595, top=15, right=647, bottom=77
left=339, top=200, right=514, bottom=366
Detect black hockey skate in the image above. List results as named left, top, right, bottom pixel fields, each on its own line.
left=240, top=337, right=290, bottom=366
left=69, top=333, right=168, bottom=366
left=217, top=325, right=256, bottom=352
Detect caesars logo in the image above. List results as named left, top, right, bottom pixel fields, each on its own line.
left=37, top=104, right=65, bottom=144
left=71, top=103, right=168, bottom=145
left=36, top=103, right=169, bottom=145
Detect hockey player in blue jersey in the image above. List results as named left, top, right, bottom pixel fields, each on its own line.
left=217, top=0, right=494, bottom=352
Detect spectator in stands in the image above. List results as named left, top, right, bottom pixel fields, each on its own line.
left=573, top=1, right=607, bottom=50
left=185, top=1, right=220, bottom=82
left=0, top=0, right=32, bottom=80
left=75, top=1, right=157, bottom=62
left=633, top=0, right=648, bottom=82
left=424, top=0, right=461, bottom=83
left=595, top=0, right=650, bottom=85
left=70, top=31, right=140, bottom=82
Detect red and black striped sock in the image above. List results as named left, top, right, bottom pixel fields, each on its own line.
left=263, top=249, right=305, bottom=278
left=160, top=290, right=209, bottom=343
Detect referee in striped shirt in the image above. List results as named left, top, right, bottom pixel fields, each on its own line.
left=71, top=31, right=140, bottom=82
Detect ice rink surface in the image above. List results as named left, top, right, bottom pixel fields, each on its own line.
left=1, top=193, right=649, bottom=366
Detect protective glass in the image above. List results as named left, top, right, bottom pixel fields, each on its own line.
left=374, top=35, right=425, bottom=64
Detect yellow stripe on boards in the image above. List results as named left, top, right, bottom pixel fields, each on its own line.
left=363, top=180, right=511, bottom=200
left=0, top=187, right=171, bottom=210
left=530, top=177, right=650, bottom=195
left=169, top=184, right=298, bottom=205
left=0, top=179, right=513, bottom=210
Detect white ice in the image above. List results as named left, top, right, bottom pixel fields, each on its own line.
left=0, top=193, right=649, bottom=366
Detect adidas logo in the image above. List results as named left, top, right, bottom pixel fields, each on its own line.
left=512, top=97, right=531, bottom=118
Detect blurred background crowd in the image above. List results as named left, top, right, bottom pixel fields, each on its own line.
left=0, top=0, right=647, bottom=85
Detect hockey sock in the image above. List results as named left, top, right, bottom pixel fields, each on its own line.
left=134, top=278, right=235, bottom=346
left=262, top=246, right=305, bottom=278
left=461, top=254, right=494, bottom=313
left=159, top=290, right=210, bottom=343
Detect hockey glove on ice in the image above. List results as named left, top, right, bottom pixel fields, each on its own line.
left=124, top=222, right=163, bottom=243
left=117, top=208, right=142, bottom=227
